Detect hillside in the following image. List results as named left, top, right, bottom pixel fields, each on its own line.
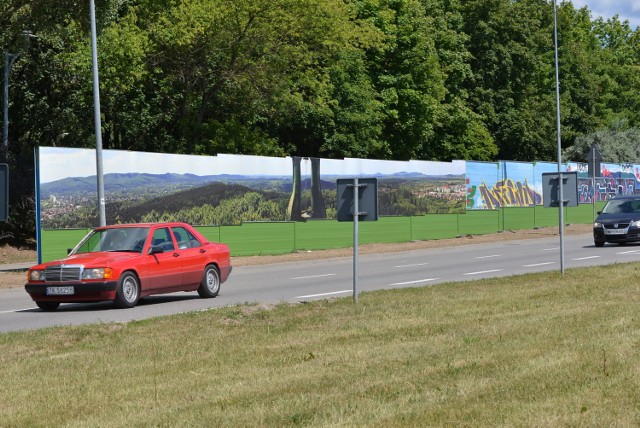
left=113, top=181, right=288, bottom=224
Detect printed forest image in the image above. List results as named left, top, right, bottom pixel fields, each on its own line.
left=38, top=149, right=466, bottom=229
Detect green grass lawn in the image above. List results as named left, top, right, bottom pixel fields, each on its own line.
left=2, top=261, right=639, bottom=426
left=40, top=203, right=605, bottom=262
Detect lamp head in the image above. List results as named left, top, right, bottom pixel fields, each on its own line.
left=19, top=30, right=36, bottom=51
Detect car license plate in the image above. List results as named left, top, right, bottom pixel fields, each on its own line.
left=604, top=229, right=627, bottom=235
left=46, top=286, right=74, bottom=295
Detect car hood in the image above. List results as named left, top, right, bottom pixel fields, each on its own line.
left=595, top=212, right=640, bottom=224
left=37, top=252, right=139, bottom=268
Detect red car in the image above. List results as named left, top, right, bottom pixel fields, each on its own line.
left=25, top=222, right=232, bottom=311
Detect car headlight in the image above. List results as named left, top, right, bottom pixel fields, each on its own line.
left=631, top=220, right=640, bottom=228
left=28, top=270, right=45, bottom=281
left=81, top=268, right=113, bottom=280
left=594, top=221, right=603, bottom=228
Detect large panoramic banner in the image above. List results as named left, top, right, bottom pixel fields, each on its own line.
left=37, top=147, right=466, bottom=229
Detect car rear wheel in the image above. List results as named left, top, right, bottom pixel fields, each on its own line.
left=198, top=265, right=220, bottom=298
left=36, top=301, right=60, bottom=311
left=594, top=240, right=605, bottom=247
left=114, top=272, right=140, bottom=308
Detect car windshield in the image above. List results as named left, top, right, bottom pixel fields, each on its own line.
left=71, top=227, right=150, bottom=254
left=601, top=199, right=640, bottom=214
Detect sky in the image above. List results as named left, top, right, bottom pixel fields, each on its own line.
left=571, top=0, right=640, bottom=29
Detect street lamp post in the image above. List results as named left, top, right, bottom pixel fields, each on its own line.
left=3, top=49, right=20, bottom=163
left=90, top=0, right=106, bottom=227
left=2, top=30, right=35, bottom=164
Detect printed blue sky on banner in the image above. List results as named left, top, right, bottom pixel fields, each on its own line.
left=39, top=147, right=465, bottom=184
left=39, top=147, right=292, bottom=183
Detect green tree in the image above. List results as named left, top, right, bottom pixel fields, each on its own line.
left=0, top=0, right=129, bottom=245
left=553, top=3, right=609, bottom=145
left=591, top=16, right=640, bottom=126
left=354, top=0, right=447, bottom=160
left=563, top=120, right=640, bottom=163
left=460, top=0, right=557, bottom=161
left=421, top=0, right=496, bottom=161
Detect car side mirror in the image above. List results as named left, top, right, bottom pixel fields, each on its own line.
left=148, top=246, right=164, bottom=255
left=597, top=211, right=602, bottom=215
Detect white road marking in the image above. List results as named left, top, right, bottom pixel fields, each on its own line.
left=543, top=247, right=559, bottom=251
left=291, top=274, right=336, bottom=280
left=617, top=250, right=640, bottom=255
left=523, top=262, right=556, bottom=267
left=475, top=254, right=501, bottom=259
left=572, top=256, right=601, bottom=261
left=390, top=278, right=439, bottom=286
left=295, top=290, right=351, bottom=299
left=462, top=269, right=504, bottom=276
left=393, top=262, right=429, bottom=268
left=0, top=306, right=41, bottom=314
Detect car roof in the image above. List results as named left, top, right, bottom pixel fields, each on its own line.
left=97, top=222, right=189, bottom=229
left=608, top=195, right=640, bottom=200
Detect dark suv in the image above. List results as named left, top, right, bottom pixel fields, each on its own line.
left=593, top=195, right=640, bottom=247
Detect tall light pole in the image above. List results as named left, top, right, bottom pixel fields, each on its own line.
left=553, top=0, right=565, bottom=274
left=90, top=0, right=106, bottom=226
left=2, top=30, right=34, bottom=163
left=2, top=50, right=19, bottom=163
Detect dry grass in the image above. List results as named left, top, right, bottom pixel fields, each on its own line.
left=0, top=245, right=36, bottom=265
left=1, top=261, right=639, bottom=426
left=0, top=245, right=35, bottom=288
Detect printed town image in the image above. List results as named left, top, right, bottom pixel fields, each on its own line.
left=37, top=147, right=466, bottom=229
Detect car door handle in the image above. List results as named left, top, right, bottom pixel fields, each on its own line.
left=173, top=253, right=180, bottom=257
left=199, top=249, right=206, bottom=253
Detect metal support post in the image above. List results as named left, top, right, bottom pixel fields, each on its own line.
left=90, top=0, right=106, bottom=226
left=553, top=0, right=565, bottom=274
left=3, top=49, right=19, bottom=163
left=348, top=178, right=369, bottom=304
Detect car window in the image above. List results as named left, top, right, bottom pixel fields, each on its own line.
left=73, top=227, right=149, bottom=254
left=151, top=227, right=175, bottom=252
left=602, top=199, right=640, bottom=214
left=171, top=226, right=202, bottom=249
left=75, top=232, right=103, bottom=253
left=603, top=200, right=623, bottom=213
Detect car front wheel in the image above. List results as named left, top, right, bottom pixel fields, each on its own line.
left=114, top=272, right=140, bottom=308
left=198, top=265, right=220, bottom=298
left=36, top=301, right=60, bottom=311
left=594, top=240, right=605, bottom=247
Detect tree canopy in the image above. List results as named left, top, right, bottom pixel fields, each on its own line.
left=6, top=0, right=639, bottom=163
left=1, top=0, right=639, bottom=244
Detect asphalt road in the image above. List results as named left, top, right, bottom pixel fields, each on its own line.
left=1, top=232, right=638, bottom=333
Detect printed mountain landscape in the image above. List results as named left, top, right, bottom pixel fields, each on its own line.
left=40, top=172, right=465, bottom=229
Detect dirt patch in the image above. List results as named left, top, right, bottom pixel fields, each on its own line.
left=1, top=271, right=26, bottom=289
left=0, top=224, right=593, bottom=290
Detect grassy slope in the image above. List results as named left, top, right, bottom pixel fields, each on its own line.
left=1, top=262, right=639, bottom=426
